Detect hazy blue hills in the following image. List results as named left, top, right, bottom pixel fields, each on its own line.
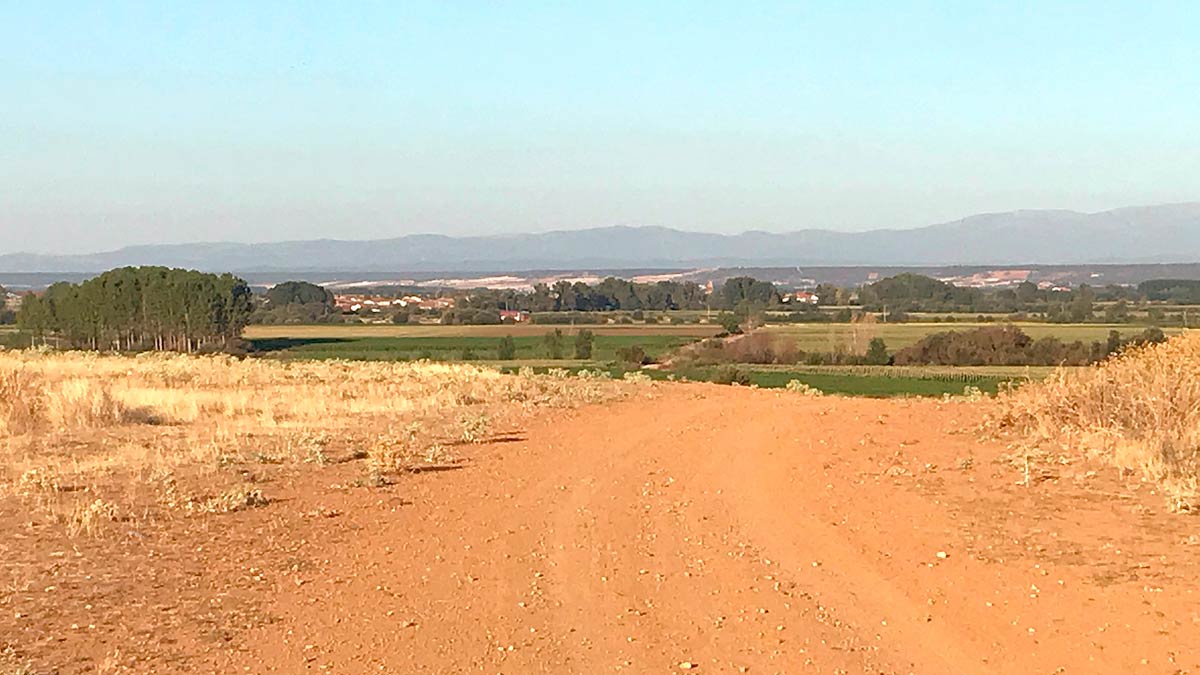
left=3, top=203, right=1199, bottom=273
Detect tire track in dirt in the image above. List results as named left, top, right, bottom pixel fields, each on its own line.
left=212, top=384, right=1200, bottom=674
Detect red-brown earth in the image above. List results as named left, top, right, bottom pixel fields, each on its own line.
left=4, top=384, right=1198, bottom=674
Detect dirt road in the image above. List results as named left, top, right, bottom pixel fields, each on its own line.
left=8, top=384, right=1199, bottom=673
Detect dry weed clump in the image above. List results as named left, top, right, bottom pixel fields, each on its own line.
left=785, top=380, right=824, bottom=396
left=989, top=332, right=1200, bottom=511
left=43, top=378, right=130, bottom=429
left=1, top=357, right=130, bottom=432
left=64, top=498, right=121, bottom=536
left=459, top=412, right=490, bottom=444
left=0, top=363, right=43, bottom=435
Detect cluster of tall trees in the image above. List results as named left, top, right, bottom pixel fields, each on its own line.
left=17, top=267, right=253, bottom=351
left=1139, top=279, right=1200, bottom=304
left=458, top=275, right=786, bottom=315
left=857, top=274, right=981, bottom=312
left=250, top=280, right=342, bottom=324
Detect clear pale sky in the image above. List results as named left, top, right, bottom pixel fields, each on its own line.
left=3, top=2, right=1199, bottom=254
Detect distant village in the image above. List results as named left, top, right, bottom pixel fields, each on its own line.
left=332, top=293, right=533, bottom=323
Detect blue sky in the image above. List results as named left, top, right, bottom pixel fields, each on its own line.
left=3, top=1, right=1199, bottom=253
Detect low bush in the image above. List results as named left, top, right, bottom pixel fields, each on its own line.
left=990, top=333, right=1200, bottom=511
left=895, top=325, right=1166, bottom=367
left=615, top=345, right=648, bottom=366
left=710, top=365, right=752, bottom=386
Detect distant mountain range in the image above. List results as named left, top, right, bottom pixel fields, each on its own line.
left=3, top=203, right=1200, bottom=273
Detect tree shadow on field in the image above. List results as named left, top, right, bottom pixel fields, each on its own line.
left=249, top=337, right=353, bottom=353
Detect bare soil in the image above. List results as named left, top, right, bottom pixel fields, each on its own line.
left=4, top=384, right=1199, bottom=674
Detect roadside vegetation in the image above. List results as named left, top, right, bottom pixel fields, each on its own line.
left=0, top=350, right=630, bottom=535
left=991, top=332, right=1200, bottom=512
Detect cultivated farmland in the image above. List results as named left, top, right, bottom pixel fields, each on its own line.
left=764, top=321, right=1186, bottom=352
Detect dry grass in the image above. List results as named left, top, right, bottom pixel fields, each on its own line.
left=991, top=331, right=1200, bottom=511
left=0, top=350, right=630, bottom=532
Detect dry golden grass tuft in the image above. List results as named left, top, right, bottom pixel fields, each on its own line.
left=990, top=331, right=1200, bottom=511
left=0, top=363, right=43, bottom=436
left=0, top=350, right=631, bottom=532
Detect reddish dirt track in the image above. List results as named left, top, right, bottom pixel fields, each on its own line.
left=6, top=384, right=1200, bottom=674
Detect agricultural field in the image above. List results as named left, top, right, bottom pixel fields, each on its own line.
left=726, top=364, right=1054, bottom=397
left=764, top=322, right=1185, bottom=352
left=247, top=325, right=705, bottom=363
left=243, top=323, right=721, bottom=339
left=242, top=322, right=1177, bottom=397
left=506, top=364, right=1046, bottom=397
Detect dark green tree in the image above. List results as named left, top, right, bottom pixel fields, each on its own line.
left=497, top=335, right=517, bottom=360
left=1069, top=285, right=1095, bottom=322
left=717, top=312, right=742, bottom=334
left=573, top=329, right=594, bottom=359
left=863, top=338, right=890, bottom=365
left=543, top=329, right=564, bottom=359
left=265, top=281, right=334, bottom=307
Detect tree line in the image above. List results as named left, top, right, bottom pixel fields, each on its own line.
left=892, top=325, right=1168, bottom=367
left=851, top=273, right=1199, bottom=322
left=17, top=267, right=253, bottom=352
left=458, top=276, right=775, bottom=313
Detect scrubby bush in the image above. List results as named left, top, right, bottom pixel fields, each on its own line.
left=440, top=309, right=501, bottom=325
left=497, top=336, right=517, bottom=360
left=863, top=338, right=891, bottom=365
left=710, top=365, right=752, bottom=386
left=785, top=379, right=824, bottom=396
left=615, top=345, right=647, bottom=366
left=991, top=333, right=1200, bottom=511
left=717, top=312, right=741, bottom=335
left=894, top=325, right=1167, bottom=367
left=574, top=330, right=594, bottom=359
left=543, top=329, right=565, bottom=359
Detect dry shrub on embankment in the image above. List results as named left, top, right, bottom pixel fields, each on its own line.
left=0, top=350, right=629, bottom=529
left=991, top=332, right=1200, bottom=512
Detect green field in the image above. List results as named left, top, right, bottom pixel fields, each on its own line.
left=241, top=321, right=1174, bottom=397
left=740, top=370, right=1007, bottom=397
left=763, top=322, right=1185, bottom=352
left=734, top=363, right=1057, bottom=396
left=500, top=364, right=1028, bottom=397
left=250, top=332, right=697, bottom=362
left=244, top=323, right=720, bottom=339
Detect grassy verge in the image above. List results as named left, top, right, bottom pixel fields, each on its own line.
left=0, top=351, right=631, bottom=535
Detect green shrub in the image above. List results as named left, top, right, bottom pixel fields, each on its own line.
left=615, top=345, right=647, bottom=366
left=711, top=365, right=751, bottom=386
left=573, top=330, right=594, bottom=359
left=543, top=329, right=564, bottom=359
left=497, top=336, right=516, bottom=360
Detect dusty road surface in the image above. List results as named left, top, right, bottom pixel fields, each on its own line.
left=6, top=384, right=1199, bottom=674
